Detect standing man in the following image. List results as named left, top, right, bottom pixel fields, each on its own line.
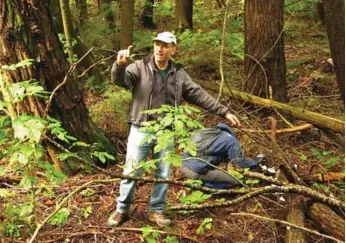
left=108, top=32, right=241, bottom=227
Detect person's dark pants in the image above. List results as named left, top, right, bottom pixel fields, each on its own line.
left=181, top=166, right=240, bottom=186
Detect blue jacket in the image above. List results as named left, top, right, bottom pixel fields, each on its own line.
left=182, top=123, right=239, bottom=174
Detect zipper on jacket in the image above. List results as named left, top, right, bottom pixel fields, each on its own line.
left=148, top=64, right=154, bottom=113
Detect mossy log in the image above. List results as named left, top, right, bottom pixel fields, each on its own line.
left=195, top=80, right=345, bottom=134
left=308, top=203, right=345, bottom=241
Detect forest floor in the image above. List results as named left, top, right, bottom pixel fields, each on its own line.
left=2, top=19, right=345, bottom=243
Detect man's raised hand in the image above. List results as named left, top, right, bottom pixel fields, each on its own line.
left=116, top=45, right=133, bottom=66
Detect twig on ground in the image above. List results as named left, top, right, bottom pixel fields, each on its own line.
left=230, top=212, right=343, bottom=243
left=40, top=231, right=103, bottom=243
left=111, top=227, right=201, bottom=243
left=168, top=184, right=344, bottom=211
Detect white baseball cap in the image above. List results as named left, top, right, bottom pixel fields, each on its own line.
left=152, top=32, right=177, bottom=45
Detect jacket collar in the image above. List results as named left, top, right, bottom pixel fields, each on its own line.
left=145, top=55, right=182, bottom=71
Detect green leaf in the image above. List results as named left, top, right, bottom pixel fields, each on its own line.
left=19, top=175, right=37, bottom=189
left=164, top=236, right=179, bottom=243
left=179, top=190, right=211, bottom=205
left=300, top=154, right=308, bottom=161
left=48, top=208, right=71, bottom=226
left=81, top=206, right=93, bottom=219
left=0, top=166, right=6, bottom=176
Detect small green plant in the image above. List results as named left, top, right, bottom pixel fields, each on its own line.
left=179, top=190, right=211, bottom=205
left=48, top=208, right=71, bottom=226
left=58, top=33, right=78, bottom=63
left=81, top=206, right=93, bottom=219
left=196, top=217, right=213, bottom=234
left=3, top=222, right=21, bottom=238
left=142, top=225, right=160, bottom=243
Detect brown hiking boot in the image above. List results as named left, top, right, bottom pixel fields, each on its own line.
left=148, top=212, right=171, bottom=227
left=107, top=211, right=129, bottom=227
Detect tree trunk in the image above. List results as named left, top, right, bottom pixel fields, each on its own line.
left=54, top=0, right=103, bottom=85
left=176, top=0, right=193, bottom=32
left=308, top=203, right=345, bottom=241
left=323, top=0, right=345, bottom=106
left=120, top=0, right=134, bottom=49
left=141, top=0, right=156, bottom=29
left=0, top=0, right=115, bottom=164
left=244, top=0, right=287, bottom=102
left=103, top=0, right=118, bottom=49
left=195, top=80, right=345, bottom=134
left=60, top=0, right=75, bottom=63
left=76, top=0, right=88, bottom=26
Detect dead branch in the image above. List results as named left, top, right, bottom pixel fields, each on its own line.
left=40, top=231, right=103, bottom=243
left=240, top=123, right=313, bottom=134
left=231, top=213, right=343, bottom=243
left=302, top=172, right=345, bottom=182
left=111, top=227, right=201, bottom=243
left=168, top=184, right=344, bottom=211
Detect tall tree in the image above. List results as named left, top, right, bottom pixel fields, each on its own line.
left=244, top=0, right=287, bottom=102
left=120, top=0, right=134, bottom=49
left=140, top=0, right=156, bottom=29
left=176, top=0, right=193, bottom=31
left=53, top=0, right=103, bottom=85
left=0, top=0, right=115, bottom=161
left=76, top=0, right=88, bottom=26
left=323, top=0, right=345, bottom=106
left=60, top=0, right=75, bottom=63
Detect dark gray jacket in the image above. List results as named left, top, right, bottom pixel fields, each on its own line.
left=111, top=55, right=229, bottom=126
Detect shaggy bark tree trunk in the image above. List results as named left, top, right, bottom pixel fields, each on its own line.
left=0, top=0, right=115, bottom=164
left=120, top=0, right=134, bottom=49
left=176, top=0, right=193, bottom=31
left=244, top=0, right=287, bottom=102
left=323, top=0, right=345, bottom=106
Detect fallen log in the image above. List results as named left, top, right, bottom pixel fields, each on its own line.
left=195, top=80, right=345, bottom=134
left=240, top=123, right=313, bottom=134
left=302, top=172, right=345, bottom=183
left=307, top=202, right=345, bottom=241
left=279, top=165, right=307, bottom=243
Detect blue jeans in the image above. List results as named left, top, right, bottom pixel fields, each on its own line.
left=116, top=125, right=173, bottom=213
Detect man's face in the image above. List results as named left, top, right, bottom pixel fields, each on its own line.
left=153, top=41, right=176, bottom=62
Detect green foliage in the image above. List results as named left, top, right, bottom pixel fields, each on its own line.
left=80, top=187, right=95, bottom=197
left=179, top=190, right=211, bottom=205
left=196, top=217, right=213, bottom=234
left=164, top=236, right=179, bottom=243
left=78, top=2, right=118, bottom=50
left=141, top=105, right=204, bottom=158
left=2, top=222, right=21, bottom=238
left=0, top=60, right=114, bottom=237
left=90, top=86, right=131, bottom=138
left=81, top=206, right=93, bottom=219
left=308, top=148, right=342, bottom=170
left=285, top=0, right=321, bottom=18
left=153, top=0, right=174, bottom=27
left=48, top=208, right=71, bottom=226
left=142, top=225, right=160, bottom=243
left=58, top=33, right=78, bottom=63
left=178, top=29, right=244, bottom=66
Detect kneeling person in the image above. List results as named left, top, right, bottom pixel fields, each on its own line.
left=181, top=123, right=265, bottom=188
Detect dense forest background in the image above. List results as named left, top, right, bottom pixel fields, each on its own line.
left=0, top=0, right=345, bottom=242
